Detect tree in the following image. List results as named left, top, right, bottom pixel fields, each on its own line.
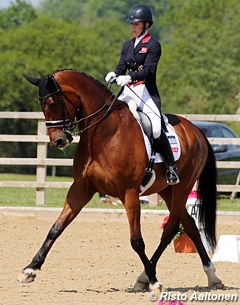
left=39, top=0, right=165, bottom=38
left=157, top=0, right=240, bottom=114
left=1, top=0, right=240, bottom=174
left=0, top=16, right=129, bottom=174
left=0, top=0, right=37, bottom=29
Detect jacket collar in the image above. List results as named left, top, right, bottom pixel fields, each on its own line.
left=131, top=32, right=151, bottom=44
left=142, top=32, right=151, bottom=43
left=133, top=32, right=152, bottom=54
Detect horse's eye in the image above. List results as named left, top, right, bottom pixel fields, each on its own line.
left=48, top=101, right=57, bottom=110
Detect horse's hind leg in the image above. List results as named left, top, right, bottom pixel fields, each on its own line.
left=17, top=182, right=93, bottom=283
left=180, top=210, right=224, bottom=289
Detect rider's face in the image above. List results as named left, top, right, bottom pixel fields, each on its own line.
left=131, top=22, right=145, bottom=37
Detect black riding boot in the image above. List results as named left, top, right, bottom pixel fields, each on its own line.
left=154, top=131, right=180, bottom=185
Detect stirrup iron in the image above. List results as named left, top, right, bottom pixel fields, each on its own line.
left=166, top=165, right=180, bottom=185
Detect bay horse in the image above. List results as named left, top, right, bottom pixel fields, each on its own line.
left=18, top=69, right=224, bottom=291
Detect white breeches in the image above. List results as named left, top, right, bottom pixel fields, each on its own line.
left=118, top=84, right=161, bottom=139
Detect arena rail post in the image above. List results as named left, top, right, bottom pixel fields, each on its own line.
left=36, top=119, right=47, bottom=205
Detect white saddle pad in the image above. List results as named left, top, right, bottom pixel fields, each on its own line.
left=139, top=114, right=181, bottom=163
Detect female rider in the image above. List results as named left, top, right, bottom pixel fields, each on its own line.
left=105, top=5, right=179, bottom=185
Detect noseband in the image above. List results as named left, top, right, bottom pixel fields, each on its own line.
left=39, top=74, right=117, bottom=135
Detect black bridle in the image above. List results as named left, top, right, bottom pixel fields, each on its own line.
left=39, top=74, right=74, bottom=133
left=39, top=74, right=117, bottom=135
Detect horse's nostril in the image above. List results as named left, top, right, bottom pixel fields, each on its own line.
left=55, top=138, right=65, bottom=148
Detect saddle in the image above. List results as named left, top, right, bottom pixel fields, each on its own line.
left=137, top=110, right=158, bottom=194
left=138, top=110, right=153, bottom=141
left=138, top=110, right=167, bottom=151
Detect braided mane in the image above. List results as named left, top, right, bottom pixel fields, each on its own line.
left=52, top=68, right=113, bottom=96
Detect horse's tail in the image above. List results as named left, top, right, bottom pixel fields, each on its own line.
left=197, top=135, right=217, bottom=251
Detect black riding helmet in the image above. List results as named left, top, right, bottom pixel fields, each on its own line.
left=126, top=5, right=153, bottom=28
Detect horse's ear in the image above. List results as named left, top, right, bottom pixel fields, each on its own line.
left=23, top=74, right=41, bottom=87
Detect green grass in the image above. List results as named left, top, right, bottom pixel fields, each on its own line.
left=217, top=199, right=240, bottom=212
left=0, top=174, right=239, bottom=211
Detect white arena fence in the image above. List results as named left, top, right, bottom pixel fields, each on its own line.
left=0, top=112, right=240, bottom=205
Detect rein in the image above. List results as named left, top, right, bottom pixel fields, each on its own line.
left=74, top=94, right=117, bottom=135
left=73, top=82, right=119, bottom=134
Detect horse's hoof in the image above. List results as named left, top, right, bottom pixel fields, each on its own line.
left=132, top=280, right=149, bottom=292
left=209, top=280, right=224, bottom=290
left=133, top=271, right=150, bottom=292
left=17, top=268, right=36, bottom=283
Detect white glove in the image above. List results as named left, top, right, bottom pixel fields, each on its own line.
left=105, top=71, right=116, bottom=83
left=116, top=75, right=132, bottom=86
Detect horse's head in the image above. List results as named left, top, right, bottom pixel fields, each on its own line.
left=24, top=69, right=118, bottom=149
left=24, top=73, right=80, bottom=149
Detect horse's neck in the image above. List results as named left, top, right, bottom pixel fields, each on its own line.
left=72, top=80, right=121, bottom=134
left=77, top=81, right=112, bottom=117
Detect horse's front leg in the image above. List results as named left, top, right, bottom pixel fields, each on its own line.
left=124, top=190, right=160, bottom=292
left=133, top=206, right=181, bottom=292
left=17, top=182, right=94, bottom=283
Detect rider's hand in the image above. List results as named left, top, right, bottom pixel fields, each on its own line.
left=116, top=75, right=132, bottom=86
left=105, top=72, right=116, bottom=83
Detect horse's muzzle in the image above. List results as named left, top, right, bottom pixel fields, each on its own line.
left=49, top=130, right=73, bottom=149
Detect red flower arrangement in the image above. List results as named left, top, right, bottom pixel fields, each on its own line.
left=161, top=215, right=169, bottom=230
left=161, top=215, right=196, bottom=253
